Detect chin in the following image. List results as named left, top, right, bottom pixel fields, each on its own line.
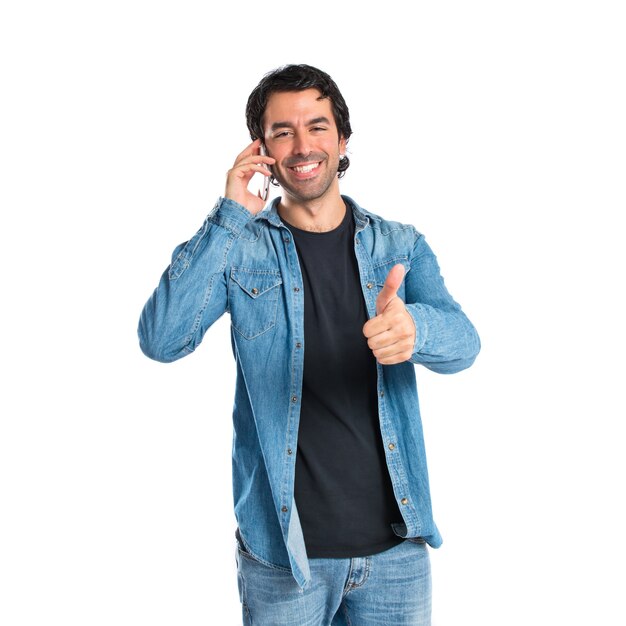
left=275, top=173, right=339, bottom=204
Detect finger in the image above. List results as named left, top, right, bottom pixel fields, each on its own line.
left=362, top=315, right=391, bottom=339
left=233, top=138, right=262, bottom=163
left=377, top=352, right=413, bottom=365
left=375, top=264, right=406, bottom=315
left=233, top=153, right=276, bottom=171
left=232, top=141, right=276, bottom=172
left=230, top=163, right=273, bottom=180
left=225, top=158, right=273, bottom=210
left=366, top=329, right=396, bottom=350
left=371, top=340, right=414, bottom=363
left=367, top=323, right=414, bottom=350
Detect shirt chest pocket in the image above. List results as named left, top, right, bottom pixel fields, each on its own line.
left=229, top=268, right=283, bottom=340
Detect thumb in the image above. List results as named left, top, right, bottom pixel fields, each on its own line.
left=376, top=264, right=405, bottom=315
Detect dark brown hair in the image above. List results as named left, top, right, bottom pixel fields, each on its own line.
left=245, top=64, right=352, bottom=178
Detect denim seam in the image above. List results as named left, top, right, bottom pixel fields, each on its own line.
left=281, top=224, right=303, bottom=543
left=206, top=212, right=241, bottom=237
left=230, top=311, right=279, bottom=339
left=209, top=198, right=254, bottom=236
left=407, top=303, right=429, bottom=356
left=377, top=370, right=422, bottom=536
left=343, top=557, right=372, bottom=596
left=371, top=254, right=410, bottom=271
left=189, top=219, right=210, bottom=257
left=237, top=220, right=267, bottom=243
left=370, top=221, right=415, bottom=237
left=229, top=272, right=282, bottom=340
left=181, top=233, right=234, bottom=350
left=238, top=568, right=250, bottom=622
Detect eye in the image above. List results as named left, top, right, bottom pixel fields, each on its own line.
left=311, top=126, right=327, bottom=133
left=273, top=130, right=292, bottom=139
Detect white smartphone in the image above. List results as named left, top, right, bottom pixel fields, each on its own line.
left=259, top=143, right=271, bottom=202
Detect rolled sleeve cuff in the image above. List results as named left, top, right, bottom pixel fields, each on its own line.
left=209, top=197, right=254, bottom=236
left=405, top=303, right=428, bottom=356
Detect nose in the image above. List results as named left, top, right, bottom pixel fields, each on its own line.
left=291, top=132, right=311, bottom=158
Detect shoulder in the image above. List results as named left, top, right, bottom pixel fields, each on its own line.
left=344, top=197, right=426, bottom=271
left=344, top=195, right=422, bottom=241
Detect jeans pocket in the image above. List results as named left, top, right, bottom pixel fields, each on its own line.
left=235, top=528, right=256, bottom=563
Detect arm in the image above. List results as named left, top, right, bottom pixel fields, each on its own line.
left=138, top=198, right=253, bottom=363
left=404, top=232, right=480, bottom=374
left=363, top=232, right=480, bottom=373
left=138, top=140, right=275, bottom=363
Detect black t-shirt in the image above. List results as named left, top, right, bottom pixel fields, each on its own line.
left=284, top=204, right=403, bottom=558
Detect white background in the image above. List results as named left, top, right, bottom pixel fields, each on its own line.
left=1, top=1, right=625, bottom=624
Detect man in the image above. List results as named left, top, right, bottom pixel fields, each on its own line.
left=138, top=64, right=480, bottom=625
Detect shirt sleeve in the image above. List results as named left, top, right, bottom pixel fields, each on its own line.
left=138, top=197, right=253, bottom=363
left=403, top=230, right=481, bottom=374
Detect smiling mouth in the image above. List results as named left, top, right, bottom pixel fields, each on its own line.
left=290, top=162, right=321, bottom=174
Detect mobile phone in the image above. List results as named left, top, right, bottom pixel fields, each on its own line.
left=259, top=143, right=271, bottom=202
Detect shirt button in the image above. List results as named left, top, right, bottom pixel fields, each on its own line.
left=251, top=288, right=259, bottom=295
left=291, top=396, right=298, bottom=403
left=283, top=236, right=290, bottom=243
left=287, top=448, right=293, bottom=455
left=379, top=390, right=385, bottom=397
left=296, top=342, right=302, bottom=349
left=281, top=506, right=288, bottom=513
left=366, top=283, right=373, bottom=289
left=294, top=287, right=300, bottom=292
left=388, top=443, right=396, bottom=451
left=401, top=498, right=409, bottom=505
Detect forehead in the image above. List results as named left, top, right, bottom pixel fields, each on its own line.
left=263, top=88, right=335, bottom=129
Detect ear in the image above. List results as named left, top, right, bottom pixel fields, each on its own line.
left=339, top=135, right=347, bottom=156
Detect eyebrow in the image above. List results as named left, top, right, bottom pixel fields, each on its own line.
left=270, top=116, right=331, bottom=132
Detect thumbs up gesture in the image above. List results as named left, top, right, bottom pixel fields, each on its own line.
left=363, top=264, right=416, bottom=365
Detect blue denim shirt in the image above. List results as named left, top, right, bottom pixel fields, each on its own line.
left=138, top=195, right=480, bottom=589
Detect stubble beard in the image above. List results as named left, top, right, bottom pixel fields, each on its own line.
left=272, top=154, right=340, bottom=204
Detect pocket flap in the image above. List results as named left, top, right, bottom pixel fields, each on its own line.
left=230, top=268, right=283, bottom=299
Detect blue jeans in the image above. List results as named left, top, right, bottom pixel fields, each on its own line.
left=235, top=538, right=432, bottom=625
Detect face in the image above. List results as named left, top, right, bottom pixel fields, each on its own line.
left=262, top=89, right=346, bottom=205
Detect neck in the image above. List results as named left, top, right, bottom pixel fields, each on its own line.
left=278, top=187, right=346, bottom=233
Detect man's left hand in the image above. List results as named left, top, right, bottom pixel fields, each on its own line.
left=363, top=264, right=416, bottom=365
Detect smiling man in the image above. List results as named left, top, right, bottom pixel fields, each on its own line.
left=138, top=64, right=480, bottom=626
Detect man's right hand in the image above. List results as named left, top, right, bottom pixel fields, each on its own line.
left=225, top=139, right=276, bottom=215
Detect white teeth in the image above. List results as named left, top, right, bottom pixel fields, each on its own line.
left=292, top=162, right=319, bottom=173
